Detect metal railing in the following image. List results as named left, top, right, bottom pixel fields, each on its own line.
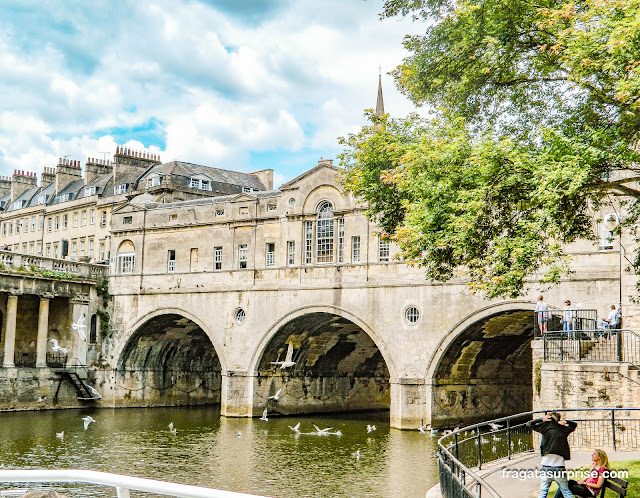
left=437, top=408, right=640, bottom=498
left=0, top=469, right=268, bottom=497
left=542, top=329, right=640, bottom=366
left=534, top=309, right=598, bottom=337
left=10, top=353, right=67, bottom=368
left=0, top=251, right=108, bottom=281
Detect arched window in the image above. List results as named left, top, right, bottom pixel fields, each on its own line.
left=117, top=240, right=136, bottom=274
left=316, top=201, right=334, bottom=263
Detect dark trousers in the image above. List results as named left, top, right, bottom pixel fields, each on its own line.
left=554, top=480, right=594, bottom=497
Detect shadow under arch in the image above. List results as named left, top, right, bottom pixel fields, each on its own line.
left=427, top=301, right=537, bottom=428
left=250, top=305, right=397, bottom=416
left=115, top=307, right=224, bottom=406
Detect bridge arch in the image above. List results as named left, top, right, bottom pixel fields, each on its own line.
left=113, top=307, right=225, bottom=406
left=250, top=305, right=397, bottom=416
left=426, top=301, right=537, bottom=427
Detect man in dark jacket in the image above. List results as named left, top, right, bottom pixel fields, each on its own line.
left=527, top=412, right=577, bottom=498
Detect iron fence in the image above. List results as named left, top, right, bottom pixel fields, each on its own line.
left=437, top=408, right=640, bottom=498
left=534, top=309, right=598, bottom=337
left=543, top=329, right=640, bottom=366
left=10, top=352, right=67, bottom=368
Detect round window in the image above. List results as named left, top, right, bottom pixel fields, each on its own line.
left=405, top=306, right=420, bottom=325
left=288, top=198, right=296, bottom=207
left=234, top=308, right=246, bottom=325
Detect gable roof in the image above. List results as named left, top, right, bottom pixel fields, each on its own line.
left=279, top=162, right=343, bottom=190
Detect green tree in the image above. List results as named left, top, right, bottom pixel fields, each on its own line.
left=340, top=0, right=640, bottom=298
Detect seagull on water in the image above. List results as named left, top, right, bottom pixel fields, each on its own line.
left=260, top=407, right=268, bottom=422
left=48, top=339, right=67, bottom=355
left=267, top=389, right=282, bottom=402
left=271, top=343, right=296, bottom=370
left=288, top=422, right=301, bottom=433
left=352, top=450, right=360, bottom=460
left=366, top=424, right=376, bottom=433
left=56, top=431, right=64, bottom=439
left=168, top=422, right=177, bottom=434
left=82, top=416, right=96, bottom=431
left=313, top=424, right=332, bottom=436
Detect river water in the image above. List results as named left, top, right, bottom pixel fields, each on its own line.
left=0, top=407, right=439, bottom=497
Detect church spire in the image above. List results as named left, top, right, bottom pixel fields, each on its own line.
left=375, top=67, right=385, bottom=118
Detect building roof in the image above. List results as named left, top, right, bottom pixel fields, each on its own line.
left=6, top=186, right=40, bottom=212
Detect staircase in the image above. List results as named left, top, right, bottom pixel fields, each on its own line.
left=54, top=370, right=102, bottom=401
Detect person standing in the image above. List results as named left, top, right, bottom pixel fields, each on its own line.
left=562, top=300, right=576, bottom=339
left=527, top=412, right=577, bottom=498
left=554, top=449, right=609, bottom=497
left=605, top=305, right=620, bottom=330
left=535, top=295, right=549, bottom=334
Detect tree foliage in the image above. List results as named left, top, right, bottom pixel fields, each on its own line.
left=340, top=0, right=640, bottom=298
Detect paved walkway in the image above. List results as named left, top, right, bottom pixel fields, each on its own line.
left=427, top=450, right=640, bottom=497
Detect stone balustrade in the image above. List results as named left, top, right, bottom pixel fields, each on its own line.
left=0, top=250, right=108, bottom=281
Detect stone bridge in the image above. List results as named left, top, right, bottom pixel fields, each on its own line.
left=99, top=163, right=628, bottom=429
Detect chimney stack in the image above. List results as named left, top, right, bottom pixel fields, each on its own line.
left=55, top=158, right=83, bottom=194
left=250, top=169, right=274, bottom=190
left=40, top=166, right=55, bottom=186
left=85, top=157, right=113, bottom=184
left=10, top=170, right=38, bottom=202
left=114, top=145, right=162, bottom=175
left=0, top=175, right=11, bottom=199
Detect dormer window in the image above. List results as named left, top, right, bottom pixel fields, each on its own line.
left=84, top=186, right=98, bottom=196
left=11, top=200, right=26, bottom=209
left=189, top=176, right=212, bottom=191
left=115, top=184, right=128, bottom=194
left=36, top=195, right=49, bottom=205
left=147, top=175, right=162, bottom=188
left=58, top=193, right=73, bottom=202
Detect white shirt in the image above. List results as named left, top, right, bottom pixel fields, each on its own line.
left=608, top=309, right=619, bottom=325
left=535, top=301, right=548, bottom=313
left=541, top=453, right=565, bottom=467
left=563, top=306, right=575, bottom=321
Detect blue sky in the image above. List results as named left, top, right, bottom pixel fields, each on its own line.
left=0, top=0, right=424, bottom=187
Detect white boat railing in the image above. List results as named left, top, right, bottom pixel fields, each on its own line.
left=0, top=469, right=269, bottom=498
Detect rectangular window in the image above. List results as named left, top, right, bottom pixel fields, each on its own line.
left=239, top=206, right=249, bottom=215
left=100, top=211, right=107, bottom=227
left=214, top=246, right=223, bottom=270
left=115, top=184, right=128, bottom=194
left=23, top=219, right=28, bottom=233
left=170, top=214, right=178, bottom=221
left=39, top=215, right=44, bottom=230
left=46, top=245, right=51, bottom=256
left=147, top=176, right=161, bottom=187
left=80, top=240, right=85, bottom=256
left=53, top=244, right=58, bottom=258
left=15, top=220, right=20, bottom=234
left=99, top=243, right=105, bottom=261
left=55, top=216, right=59, bottom=230
left=37, top=195, right=48, bottom=205
left=29, top=243, right=34, bottom=254
left=22, top=243, right=26, bottom=253
left=242, top=187, right=252, bottom=193
left=215, top=209, right=224, bottom=216
left=287, top=241, right=295, bottom=266
left=37, top=243, right=42, bottom=255
left=31, top=217, right=35, bottom=232
left=63, top=214, right=68, bottom=229
left=337, top=218, right=344, bottom=263
left=123, top=216, right=133, bottom=225
left=238, top=244, right=248, bottom=269
left=190, top=248, right=199, bottom=271
left=267, top=203, right=277, bottom=212
left=2, top=223, right=5, bottom=236
left=73, top=212, right=78, bottom=227
left=316, top=216, right=334, bottom=264
left=189, top=178, right=199, bottom=188
left=90, top=209, right=95, bottom=224
left=84, top=186, right=98, bottom=196
left=88, top=240, right=94, bottom=257
left=265, top=243, right=275, bottom=267
left=168, top=250, right=176, bottom=272
left=9, top=222, right=13, bottom=235
left=379, top=236, right=390, bottom=262
left=71, top=242, right=77, bottom=257
left=304, top=220, right=313, bottom=264
left=118, top=254, right=135, bottom=274
left=81, top=210, right=87, bottom=226
left=352, top=236, right=361, bottom=263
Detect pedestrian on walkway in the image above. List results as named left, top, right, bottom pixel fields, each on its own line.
left=604, top=305, right=620, bottom=330
left=527, top=412, right=577, bottom=498
left=535, top=295, right=549, bottom=334
left=562, top=300, right=576, bottom=339
left=554, top=449, right=609, bottom=497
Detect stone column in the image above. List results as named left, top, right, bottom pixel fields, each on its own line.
left=2, top=294, right=19, bottom=368
left=70, top=297, right=90, bottom=365
left=35, top=296, right=51, bottom=367
left=220, top=369, right=255, bottom=417
left=389, top=377, right=428, bottom=429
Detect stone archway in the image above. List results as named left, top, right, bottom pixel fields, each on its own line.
left=116, top=313, right=222, bottom=406
left=427, top=304, right=536, bottom=427
left=252, top=309, right=392, bottom=416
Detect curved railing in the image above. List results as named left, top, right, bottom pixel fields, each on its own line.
left=437, top=408, right=640, bottom=498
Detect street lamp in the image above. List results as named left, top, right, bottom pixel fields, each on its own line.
left=604, top=213, right=622, bottom=326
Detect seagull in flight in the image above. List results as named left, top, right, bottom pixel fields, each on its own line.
left=56, top=431, right=64, bottom=439
left=168, top=422, right=177, bottom=434
left=288, top=422, right=301, bottom=433
left=72, top=314, right=87, bottom=340
left=313, top=424, right=332, bottom=435
left=267, top=389, right=282, bottom=402
left=366, top=424, right=376, bottom=433
left=48, top=339, right=67, bottom=355
left=82, top=416, right=96, bottom=431
left=271, top=343, right=296, bottom=370
left=260, top=408, right=268, bottom=422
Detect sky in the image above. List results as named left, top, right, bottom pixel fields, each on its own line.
left=0, top=0, right=426, bottom=188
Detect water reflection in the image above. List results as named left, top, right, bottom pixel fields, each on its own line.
left=0, top=407, right=438, bottom=497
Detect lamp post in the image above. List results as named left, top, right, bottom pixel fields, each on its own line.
left=605, top=214, right=622, bottom=326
